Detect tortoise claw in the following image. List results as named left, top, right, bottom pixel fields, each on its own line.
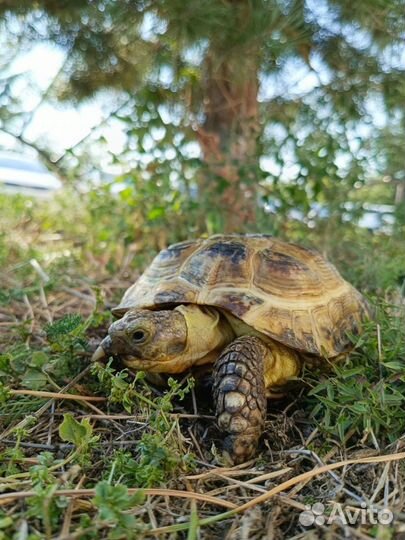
left=91, top=344, right=108, bottom=362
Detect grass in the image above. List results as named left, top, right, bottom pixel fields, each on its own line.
left=306, top=302, right=405, bottom=444
left=0, top=188, right=404, bottom=539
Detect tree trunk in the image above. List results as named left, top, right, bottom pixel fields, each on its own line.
left=197, top=51, right=260, bottom=233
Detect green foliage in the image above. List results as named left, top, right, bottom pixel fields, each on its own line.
left=0, top=445, right=26, bottom=476
left=25, top=454, right=69, bottom=538
left=26, top=483, right=67, bottom=537
left=106, top=434, right=182, bottom=489
left=0, top=382, right=10, bottom=404
left=128, top=376, right=197, bottom=487
left=0, top=313, right=91, bottom=394
left=29, top=451, right=57, bottom=485
left=306, top=301, right=405, bottom=443
left=91, top=360, right=150, bottom=413
left=59, top=413, right=98, bottom=450
left=132, top=432, right=181, bottom=487
left=92, top=362, right=196, bottom=487
left=0, top=516, right=13, bottom=531
left=92, top=481, right=145, bottom=538
left=46, top=314, right=84, bottom=343
left=1, top=1, right=405, bottom=231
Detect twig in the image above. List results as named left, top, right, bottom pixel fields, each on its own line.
left=60, top=287, right=96, bottom=306
left=0, top=440, right=73, bottom=451
left=0, top=488, right=237, bottom=510
left=214, top=473, right=267, bottom=494
left=47, top=400, right=56, bottom=446
left=370, top=462, right=390, bottom=503
left=77, top=413, right=215, bottom=421
left=187, top=427, right=205, bottom=461
left=204, top=468, right=291, bottom=498
left=59, top=475, right=86, bottom=537
left=9, top=389, right=106, bottom=402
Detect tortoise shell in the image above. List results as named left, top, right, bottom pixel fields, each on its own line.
left=113, top=234, right=370, bottom=358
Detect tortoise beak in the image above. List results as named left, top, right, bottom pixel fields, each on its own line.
left=91, top=336, right=112, bottom=362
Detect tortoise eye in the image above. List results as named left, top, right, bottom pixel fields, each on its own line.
left=132, top=330, right=147, bottom=343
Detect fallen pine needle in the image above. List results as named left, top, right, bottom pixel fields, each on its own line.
left=9, top=389, right=106, bottom=402
left=186, top=466, right=291, bottom=482
left=0, top=487, right=236, bottom=510
left=185, top=461, right=258, bottom=481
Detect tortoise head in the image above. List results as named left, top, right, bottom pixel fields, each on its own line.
left=92, top=305, right=235, bottom=373
left=92, top=308, right=188, bottom=372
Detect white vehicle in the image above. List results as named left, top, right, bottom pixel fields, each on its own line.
left=0, top=152, right=62, bottom=196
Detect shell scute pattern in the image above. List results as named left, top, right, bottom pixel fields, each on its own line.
left=180, top=240, right=249, bottom=289
left=215, top=291, right=264, bottom=318
left=113, top=235, right=369, bottom=358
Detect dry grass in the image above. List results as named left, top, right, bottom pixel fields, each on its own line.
left=1, top=192, right=405, bottom=539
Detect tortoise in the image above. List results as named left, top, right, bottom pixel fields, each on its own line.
left=93, top=234, right=370, bottom=463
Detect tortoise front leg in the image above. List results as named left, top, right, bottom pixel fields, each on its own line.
left=213, top=335, right=301, bottom=463
left=213, top=336, right=268, bottom=464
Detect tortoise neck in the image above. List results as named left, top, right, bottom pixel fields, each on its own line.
left=175, top=305, right=235, bottom=366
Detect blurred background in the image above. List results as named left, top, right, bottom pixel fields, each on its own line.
left=1, top=0, right=404, bottom=294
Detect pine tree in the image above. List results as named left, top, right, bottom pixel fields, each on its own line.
left=1, top=1, right=404, bottom=231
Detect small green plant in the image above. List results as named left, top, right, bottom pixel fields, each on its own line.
left=59, top=413, right=97, bottom=448
left=106, top=433, right=181, bottom=488
left=25, top=453, right=70, bottom=539
left=26, top=483, right=68, bottom=539
left=45, top=314, right=91, bottom=377
left=92, top=481, right=145, bottom=539
left=58, top=413, right=100, bottom=466
left=91, top=360, right=152, bottom=413
left=94, top=363, right=196, bottom=487
left=0, top=313, right=92, bottom=394
left=0, top=445, right=26, bottom=476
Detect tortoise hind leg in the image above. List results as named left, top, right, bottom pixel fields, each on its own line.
left=213, top=335, right=301, bottom=463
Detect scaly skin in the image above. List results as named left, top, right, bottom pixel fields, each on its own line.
left=213, top=336, right=268, bottom=464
